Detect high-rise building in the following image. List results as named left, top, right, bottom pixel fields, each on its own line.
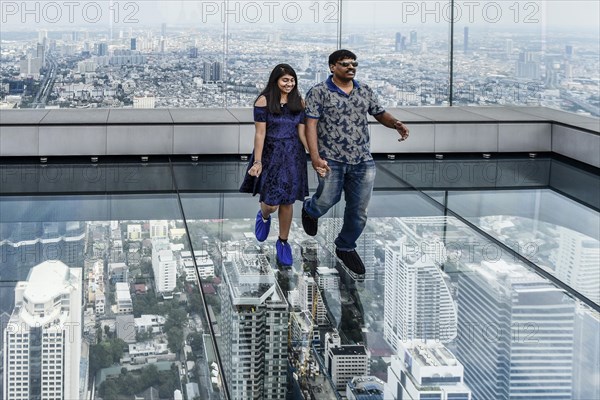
left=97, top=42, right=108, bottom=56
left=410, top=30, right=417, bottom=46
left=324, top=331, right=369, bottom=391
left=384, top=339, right=472, bottom=400
left=3, top=261, right=82, bottom=400
left=202, top=61, right=223, bottom=82
left=505, top=38, right=513, bottom=58
left=212, top=61, right=223, bottom=81
left=395, top=32, right=406, bottom=52
left=152, top=239, right=176, bottom=296
left=38, top=30, right=48, bottom=44
left=189, top=47, right=198, bottom=58
left=161, top=23, right=167, bottom=37
left=549, top=226, right=600, bottom=304
left=36, top=43, right=45, bottom=67
left=383, top=238, right=457, bottom=352
left=150, top=220, right=169, bottom=239
left=130, top=37, right=137, bottom=50
left=115, top=282, right=133, bottom=314
left=219, top=245, right=288, bottom=399
left=456, top=259, right=574, bottom=400
left=516, top=51, right=540, bottom=79
left=296, top=273, right=327, bottom=325
left=19, top=55, right=43, bottom=78
left=565, top=45, right=573, bottom=58
left=463, top=27, right=469, bottom=54
left=573, top=305, right=600, bottom=400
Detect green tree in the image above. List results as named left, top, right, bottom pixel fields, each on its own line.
left=187, top=332, right=204, bottom=353
left=167, top=326, right=184, bottom=354
left=99, top=380, right=119, bottom=399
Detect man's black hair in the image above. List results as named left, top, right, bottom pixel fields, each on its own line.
left=328, top=49, right=357, bottom=66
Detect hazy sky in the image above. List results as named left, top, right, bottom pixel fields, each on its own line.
left=0, top=1, right=598, bottom=31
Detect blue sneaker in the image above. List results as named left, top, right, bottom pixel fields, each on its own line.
left=276, top=239, right=293, bottom=266
left=255, top=210, right=271, bottom=242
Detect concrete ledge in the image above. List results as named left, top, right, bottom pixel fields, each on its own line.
left=552, top=125, right=600, bottom=168
left=1, top=107, right=598, bottom=167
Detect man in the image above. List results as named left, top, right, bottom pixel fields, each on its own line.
left=302, top=49, right=410, bottom=275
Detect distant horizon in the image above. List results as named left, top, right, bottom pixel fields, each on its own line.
left=0, top=0, right=598, bottom=31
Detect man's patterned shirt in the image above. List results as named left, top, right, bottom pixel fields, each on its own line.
left=305, top=75, right=385, bottom=164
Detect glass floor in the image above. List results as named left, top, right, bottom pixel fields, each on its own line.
left=0, top=155, right=598, bottom=400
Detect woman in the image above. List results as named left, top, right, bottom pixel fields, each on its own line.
left=239, top=64, right=308, bottom=266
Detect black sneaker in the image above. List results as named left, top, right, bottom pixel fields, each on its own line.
left=335, top=249, right=365, bottom=275
left=302, top=201, right=318, bottom=236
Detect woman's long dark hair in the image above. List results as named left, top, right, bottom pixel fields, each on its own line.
left=256, top=63, right=304, bottom=114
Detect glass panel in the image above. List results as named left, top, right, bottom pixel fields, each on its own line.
left=1, top=156, right=598, bottom=400
left=0, top=173, right=226, bottom=400
left=544, top=0, right=600, bottom=116
left=224, top=0, right=340, bottom=107
left=452, top=0, right=600, bottom=116
left=444, top=189, right=600, bottom=305
left=341, top=0, right=452, bottom=106
left=377, top=157, right=552, bottom=190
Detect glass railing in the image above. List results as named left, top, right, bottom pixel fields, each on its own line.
left=1, top=154, right=598, bottom=400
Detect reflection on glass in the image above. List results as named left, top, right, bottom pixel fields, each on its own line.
left=456, top=258, right=575, bottom=400
left=0, top=158, right=598, bottom=400
left=445, top=189, right=600, bottom=305
left=0, top=194, right=226, bottom=399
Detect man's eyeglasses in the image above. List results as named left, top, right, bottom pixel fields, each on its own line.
left=337, top=61, right=359, bottom=68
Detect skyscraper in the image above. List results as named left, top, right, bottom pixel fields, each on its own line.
left=219, top=244, right=288, bottom=399
left=203, top=61, right=223, bottom=82
left=549, top=226, right=600, bottom=304
left=151, top=238, right=176, bottom=297
left=456, top=259, right=574, bottom=400
left=395, top=32, right=406, bottom=53
left=36, top=43, right=45, bottom=67
left=410, top=30, right=417, bottom=46
left=516, top=51, right=540, bottom=79
left=97, top=42, right=108, bottom=56
left=383, top=238, right=457, bottom=352
left=384, top=339, right=472, bottom=400
left=573, top=305, right=600, bottom=400
left=130, top=38, right=137, bottom=51
left=211, top=61, right=223, bottom=81
left=3, top=261, right=82, bottom=400
left=296, top=273, right=326, bottom=325
left=505, top=38, right=513, bottom=59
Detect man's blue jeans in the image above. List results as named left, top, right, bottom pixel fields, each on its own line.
left=304, top=159, right=376, bottom=250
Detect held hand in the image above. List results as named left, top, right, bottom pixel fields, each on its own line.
left=312, top=158, right=330, bottom=177
left=248, top=163, right=262, bottom=177
left=394, top=120, right=410, bottom=142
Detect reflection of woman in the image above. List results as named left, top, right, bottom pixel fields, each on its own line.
left=239, top=64, right=308, bottom=266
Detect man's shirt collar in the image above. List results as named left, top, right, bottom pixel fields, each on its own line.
left=325, top=75, right=361, bottom=96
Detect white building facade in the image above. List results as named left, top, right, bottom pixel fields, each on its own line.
left=3, top=261, right=82, bottom=400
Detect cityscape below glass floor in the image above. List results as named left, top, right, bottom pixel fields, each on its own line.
left=0, top=154, right=598, bottom=400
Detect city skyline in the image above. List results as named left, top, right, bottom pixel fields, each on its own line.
left=2, top=23, right=598, bottom=115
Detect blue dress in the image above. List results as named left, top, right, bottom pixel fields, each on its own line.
left=239, top=105, right=308, bottom=205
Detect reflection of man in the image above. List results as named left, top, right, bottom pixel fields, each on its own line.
left=302, top=49, right=409, bottom=276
